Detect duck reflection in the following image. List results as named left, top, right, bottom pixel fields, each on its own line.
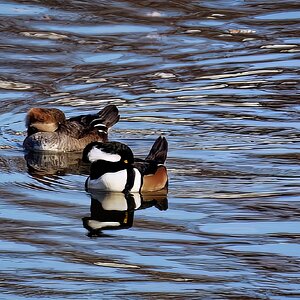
left=25, top=150, right=89, bottom=176
left=24, top=150, right=91, bottom=188
left=82, top=190, right=168, bottom=237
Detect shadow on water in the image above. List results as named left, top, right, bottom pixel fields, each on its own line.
left=0, top=0, right=299, bottom=298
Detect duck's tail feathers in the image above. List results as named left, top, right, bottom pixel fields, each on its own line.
left=69, top=105, right=119, bottom=134
left=145, top=136, right=168, bottom=164
left=90, top=105, right=120, bottom=129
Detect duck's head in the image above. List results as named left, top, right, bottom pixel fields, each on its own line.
left=82, top=141, right=134, bottom=165
left=26, top=108, right=66, bottom=135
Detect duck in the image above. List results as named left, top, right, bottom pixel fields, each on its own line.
left=23, top=104, right=119, bottom=152
left=82, top=136, right=168, bottom=193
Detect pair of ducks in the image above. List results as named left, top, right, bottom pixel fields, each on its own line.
left=23, top=105, right=168, bottom=193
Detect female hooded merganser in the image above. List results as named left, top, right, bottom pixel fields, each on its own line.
left=83, top=136, right=168, bottom=193
left=23, top=105, right=119, bottom=152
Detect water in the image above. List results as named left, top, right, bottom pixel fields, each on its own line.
left=0, top=0, right=299, bottom=298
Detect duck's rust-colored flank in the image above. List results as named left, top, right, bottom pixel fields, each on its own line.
left=141, top=165, right=168, bottom=193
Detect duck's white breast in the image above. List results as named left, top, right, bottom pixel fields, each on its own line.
left=87, top=168, right=142, bottom=192
left=88, top=170, right=128, bottom=192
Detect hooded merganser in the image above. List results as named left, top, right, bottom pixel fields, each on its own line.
left=83, top=136, right=168, bottom=193
left=23, top=104, right=119, bottom=152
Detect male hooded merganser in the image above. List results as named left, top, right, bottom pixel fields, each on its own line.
left=23, top=105, right=119, bottom=152
left=83, top=136, right=168, bottom=193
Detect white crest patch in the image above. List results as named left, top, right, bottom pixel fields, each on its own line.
left=88, top=146, right=121, bottom=163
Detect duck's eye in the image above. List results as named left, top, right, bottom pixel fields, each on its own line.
left=124, top=159, right=128, bottom=164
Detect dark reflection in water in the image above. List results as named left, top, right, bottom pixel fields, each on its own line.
left=24, top=151, right=90, bottom=188
left=0, top=0, right=299, bottom=299
left=83, top=191, right=168, bottom=236
left=25, top=150, right=86, bottom=176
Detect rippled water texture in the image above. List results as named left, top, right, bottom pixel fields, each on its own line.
left=0, top=0, right=299, bottom=299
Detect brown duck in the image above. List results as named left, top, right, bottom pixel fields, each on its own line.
left=23, top=105, right=119, bottom=152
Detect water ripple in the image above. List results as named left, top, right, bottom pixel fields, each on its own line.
left=0, top=0, right=299, bottom=299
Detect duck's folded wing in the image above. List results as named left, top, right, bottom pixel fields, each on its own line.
left=59, top=121, right=89, bottom=139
